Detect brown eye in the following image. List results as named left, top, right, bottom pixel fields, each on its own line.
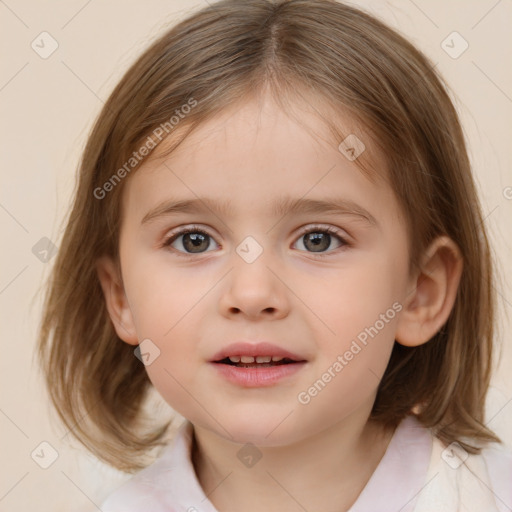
left=294, top=226, right=348, bottom=255
left=163, top=227, right=219, bottom=255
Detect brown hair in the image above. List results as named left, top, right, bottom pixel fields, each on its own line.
left=37, top=0, right=501, bottom=472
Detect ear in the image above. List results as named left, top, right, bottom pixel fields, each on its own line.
left=395, top=236, right=463, bottom=347
left=96, top=255, right=139, bottom=345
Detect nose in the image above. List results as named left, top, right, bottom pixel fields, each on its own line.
left=218, top=249, right=290, bottom=321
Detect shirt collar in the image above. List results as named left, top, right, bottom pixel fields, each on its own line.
left=347, top=414, right=433, bottom=512
left=159, top=414, right=432, bottom=512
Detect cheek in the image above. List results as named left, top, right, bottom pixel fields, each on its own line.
left=124, top=256, right=210, bottom=337
left=304, top=250, right=406, bottom=344
left=121, top=254, right=208, bottom=408
left=138, top=312, right=205, bottom=418
left=296, top=307, right=399, bottom=423
left=143, top=362, right=197, bottom=421
left=295, top=249, right=405, bottom=407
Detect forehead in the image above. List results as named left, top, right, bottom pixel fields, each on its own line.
left=148, top=89, right=382, bottom=173
left=120, top=91, right=395, bottom=224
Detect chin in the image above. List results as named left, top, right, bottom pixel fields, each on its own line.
left=212, top=409, right=306, bottom=448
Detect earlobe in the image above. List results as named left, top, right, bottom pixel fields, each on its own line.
left=395, top=236, right=463, bottom=347
left=96, top=255, right=139, bottom=345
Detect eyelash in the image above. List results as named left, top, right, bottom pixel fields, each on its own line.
left=161, top=224, right=351, bottom=259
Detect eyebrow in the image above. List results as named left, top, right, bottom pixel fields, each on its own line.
left=141, top=196, right=377, bottom=226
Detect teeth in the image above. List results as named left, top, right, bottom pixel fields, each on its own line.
left=226, top=355, right=289, bottom=363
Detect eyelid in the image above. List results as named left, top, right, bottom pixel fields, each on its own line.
left=296, top=223, right=350, bottom=241
left=294, top=224, right=351, bottom=257
left=162, top=224, right=218, bottom=257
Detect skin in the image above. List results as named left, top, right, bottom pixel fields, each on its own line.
left=97, top=89, right=463, bottom=512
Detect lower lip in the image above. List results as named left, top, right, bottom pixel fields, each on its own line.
left=211, top=362, right=306, bottom=387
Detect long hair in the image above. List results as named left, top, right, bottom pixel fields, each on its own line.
left=37, top=0, right=500, bottom=472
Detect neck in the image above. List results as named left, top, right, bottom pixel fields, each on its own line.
left=191, top=413, right=395, bottom=512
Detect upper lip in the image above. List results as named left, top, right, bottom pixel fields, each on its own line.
left=211, top=342, right=307, bottom=362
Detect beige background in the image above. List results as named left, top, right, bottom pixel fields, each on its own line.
left=1, top=0, right=511, bottom=510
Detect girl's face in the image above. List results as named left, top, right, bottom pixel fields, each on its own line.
left=112, top=93, right=413, bottom=446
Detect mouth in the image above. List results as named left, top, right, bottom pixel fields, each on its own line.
left=209, top=342, right=308, bottom=387
left=211, top=355, right=307, bottom=388
left=214, top=355, right=303, bottom=368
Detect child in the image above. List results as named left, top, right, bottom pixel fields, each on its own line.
left=37, top=0, right=512, bottom=510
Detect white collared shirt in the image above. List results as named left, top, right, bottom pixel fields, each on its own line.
left=100, top=415, right=512, bottom=512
